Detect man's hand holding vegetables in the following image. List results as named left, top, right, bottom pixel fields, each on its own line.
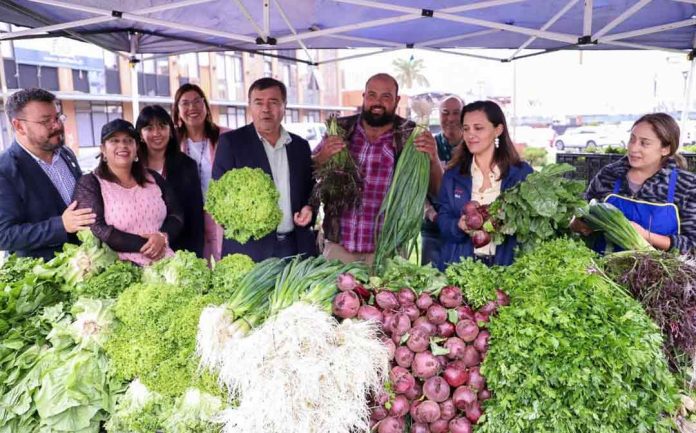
left=312, top=73, right=443, bottom=265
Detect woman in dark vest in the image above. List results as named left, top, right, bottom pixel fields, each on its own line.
left=578, top=113, right=696, bottom=253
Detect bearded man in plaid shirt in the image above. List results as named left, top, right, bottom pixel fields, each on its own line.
left=313, top=73, right=443, bottom=265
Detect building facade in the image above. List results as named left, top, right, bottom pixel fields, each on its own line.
left=0, top=22, right=354, bottom=159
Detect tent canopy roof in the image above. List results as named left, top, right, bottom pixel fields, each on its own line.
left=0, top=0, right=695, bottom=62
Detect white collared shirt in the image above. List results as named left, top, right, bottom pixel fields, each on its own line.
left=257, top=127, right=294, bottom=233
left=471, top=161, right=502, bottom=256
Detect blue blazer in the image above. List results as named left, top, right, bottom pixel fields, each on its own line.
left=437, top=161, right=533, bottom=270
left=212, top=124, right=318, bottom=261
left=0, top=141, right=82, bottom=261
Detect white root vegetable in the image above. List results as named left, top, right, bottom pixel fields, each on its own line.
left=205, top=302, right=389, bottom=433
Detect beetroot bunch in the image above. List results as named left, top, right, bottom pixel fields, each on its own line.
left=461, top=201, right=493, bottom=249
left=332, top=273, right=511, bottom=433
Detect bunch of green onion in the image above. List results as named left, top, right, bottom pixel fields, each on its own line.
left=576, top=200, right=654, bottom=251
left=373, top=124, right=430, bottom=272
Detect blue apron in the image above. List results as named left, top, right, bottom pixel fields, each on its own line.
left=598, top=169, right=680, bottom=252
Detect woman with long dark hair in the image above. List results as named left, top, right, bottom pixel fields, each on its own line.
left=172, top=83, right=229, bottom=262
left=437, top=100, right=533, bottom=270
left=73, top=118, right=183, bottom=266
left=137, top=105, right=204, bottom=258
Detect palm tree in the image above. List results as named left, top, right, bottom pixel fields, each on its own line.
left=392, top=56, right=430, bottom=89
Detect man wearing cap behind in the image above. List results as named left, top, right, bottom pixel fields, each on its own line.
left=73, top=118, right=183, bottom=266
left=0, top=88, right=94, bottom=261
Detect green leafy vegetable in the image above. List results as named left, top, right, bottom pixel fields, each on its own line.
left=142, top=250, right=211, bottom=293
left=445, top=258, right=500, bottom=308
left=206, top=167, right=282, bottom=244
left=577, top=199, right=653, bottom=251
left=480, top=238, right=679, bottom=433
left=488, top=163, right=586, bottom=250
left=106, top=282, right=222, bottom=398
left=210, top=253, right=255, bottom=299
left=70, top=260, right=141, bottom=300
left=378, top=256, right=446, bottom=295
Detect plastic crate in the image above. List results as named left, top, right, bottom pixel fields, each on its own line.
left=556, top=153, right=696, bottom=186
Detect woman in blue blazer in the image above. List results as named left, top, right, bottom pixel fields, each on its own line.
left=437, top=100, right=533, bottom=270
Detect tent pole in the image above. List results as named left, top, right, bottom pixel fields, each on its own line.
left=130, top=34, right=140, bottom=118
left=680, top=54, right=695, bottom=146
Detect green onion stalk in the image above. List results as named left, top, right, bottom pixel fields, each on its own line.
left=576, top=199, right=654, bottom=251
left=268, top=256, right=369, bottom=316
left=373, top=124, right=430, bottom=273
left=310, top=115, right=362, bottom=235
left=227, top=257, right=285, bottom=330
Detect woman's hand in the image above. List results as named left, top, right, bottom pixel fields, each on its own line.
left=629, top=221, right=672, bottom=251
left=457, top=214, right=469, bottom=232
left=141, top=232, right=167, bottom=259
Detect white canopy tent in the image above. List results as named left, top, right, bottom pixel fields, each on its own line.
left=0, top=0, right=694, bottom=126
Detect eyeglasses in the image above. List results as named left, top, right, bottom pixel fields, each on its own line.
left=16, top=114, right=67, bottom=128
left=178, top=98, right=205, bottom=109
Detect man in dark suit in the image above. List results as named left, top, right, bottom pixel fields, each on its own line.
left=0, top=88, right=95, bottom=261
left=212, top=78, right=317, bottom=261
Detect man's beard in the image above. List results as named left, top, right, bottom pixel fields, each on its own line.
left=38, top=132, right=64, bottom=152
left=362, top=105, right=395, bottom=127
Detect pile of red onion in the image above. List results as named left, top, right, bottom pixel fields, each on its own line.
left=332, top=273, right=510, bottom=433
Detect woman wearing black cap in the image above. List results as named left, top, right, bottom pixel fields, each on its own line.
left=73, top=118, right=183, bottom=265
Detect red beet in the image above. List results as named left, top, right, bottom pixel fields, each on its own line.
left=439, top=285, right=463, bottom=308
left=332, top=290, right=360, bottom=319
left=437, top=321, right=456, bottom=338
left=443, top=364, right=469, bottom=387
left=455, top=319, right=479, bottom=342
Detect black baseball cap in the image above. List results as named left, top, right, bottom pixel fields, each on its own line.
left=101, top=118, right=138, bottom=142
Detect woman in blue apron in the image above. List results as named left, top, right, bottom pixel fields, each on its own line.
left=576, top=113, right=696, bottom=253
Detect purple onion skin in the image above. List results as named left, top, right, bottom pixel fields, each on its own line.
left=397, top=287, right=417, bottom=306
left=416, top=293, right=434, bottom=310
left=430, top=419, right=450, bottom=433
left=449, top=417, right=473, bottom=433
left=410, top=422, right=429, bottom=433
left=427, top=304, right=448, bottom=325
left=378, top=416, right=405, bottom=433
left=443, top=364, right=469, bottom=387
left=480, top=300, right=498, bottom=316
left=465, top=401, right=482, bottom=424
left=357, top=305, right=384, bottom=323
left=412, top=317, right=436, bottom=336
left=394, top=346, right=414, bottom=369
left=388, top=395, right=410, bottom=417
left=402, top=303, right=420, bottom=321
left=370, top=406, right=388, bottom=421
left=332, top=290, right=360, bottom=319
left=468, top=367, right=486, bottom=391
left=444, top=337, right=467, bottom=360
left=439, top=399, right=457, bottom=421
left=437, top=321, right=455, bottom=338
left=439, top=286, right=464, bottom=308
left=455, top=319, right=479, bottom=343
left=415, top=400, right=441, bottom=423
left=462, top=346, right=481, bottom=368
left=376, top=291, right=400, bottom=311
left=473, top=329, right=490, bottom=353
left=412, top=351, right=441, bottom=379
left=478, top=388, right=492, bottom=401
left=452, top=386, right=477, bottom=410
left=390, top=366, right=416, bottom=394
left=406, top=326, right=431, bottom=353
left=423, top=376, right=451, bottom=403
left=390, top=313, right=412, bottom=337
left=381, top=337, right=396, bottom=359
left=496, top=288, right=510, bottom=306
left=404, top=380, right=422, bottom=401
left=456, top=305, right=475, bottom=321
left=336, top=272, right=357, bottom=291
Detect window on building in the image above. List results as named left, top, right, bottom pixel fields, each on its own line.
left=104, top=51, right=121, bottom=94
left=216, top=53, right=244, bottom=101
left=0, top=23, right=13, bottom=59
left=178, top=53, right=199, bottom=82
left=75, top=101, right=123, bottom=148
left=304, top=110, right=320, bottom=123
left=263, top=59, right=272, bottom=78
left=138, top=56, right=170, bottom=97
left=286, top=108, right=300, bottom=123
left=15, top=64, right=58, bottom=90
left=218, top=106, right=247, bottom=129
left=4, top=59, right=18, bottom=89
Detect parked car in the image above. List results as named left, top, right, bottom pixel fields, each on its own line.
left=554, top=127, right=619, bottom=151
left=511, top=126, right=557, bottom=149
left=284, top=122, right=327, bottom=151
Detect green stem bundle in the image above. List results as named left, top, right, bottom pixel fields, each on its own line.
left=373, top=124, right=430, bottom=272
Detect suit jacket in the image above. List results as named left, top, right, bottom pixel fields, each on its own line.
left=0, top=141, right=81, bottom=261
left=212, top=123, right=318, bottom=261
left=165, top=153, right=205, bottom=258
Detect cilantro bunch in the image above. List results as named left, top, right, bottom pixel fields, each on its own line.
left=205, top=167, right=282, bottom=244
left=480, top=238, right=679, bottom=433
left=445, top=258, right=501, bottom=309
